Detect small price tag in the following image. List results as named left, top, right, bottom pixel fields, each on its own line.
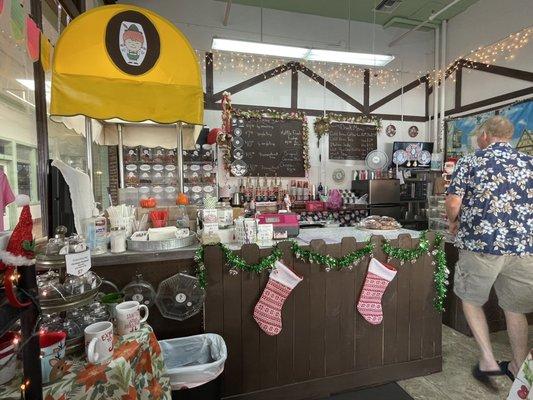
left=65, top=250, right=92, bottom=276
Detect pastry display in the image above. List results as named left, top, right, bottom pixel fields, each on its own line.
left=359, top=215, right=401, bottom=231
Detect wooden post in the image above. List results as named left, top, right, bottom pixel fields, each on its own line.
left=363, top=69, right=370, bottom=114
left=31, top=0, right=50, bottom=237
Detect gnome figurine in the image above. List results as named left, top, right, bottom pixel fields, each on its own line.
left=1, top=195, right=35, bottom=308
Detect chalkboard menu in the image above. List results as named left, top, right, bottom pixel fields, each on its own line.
left=230, top=117, right=305, bottom=177
left=328, top=122, right=377, bottom=160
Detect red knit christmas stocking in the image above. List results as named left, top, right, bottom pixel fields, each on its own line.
left=357, top=258, right=397, bottom=325
left=253, top=261, right=302, bottom=336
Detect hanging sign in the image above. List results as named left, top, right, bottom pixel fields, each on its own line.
left=26, top=16, right=40, bottom=62
left=10, top=0, right=24, bottom=41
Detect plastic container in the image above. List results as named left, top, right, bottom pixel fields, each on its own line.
left=160, top=333, right=226, bottom=399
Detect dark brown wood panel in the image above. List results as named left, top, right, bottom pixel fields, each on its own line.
left=324, top=243, right=343, bottom=376
left=395, top=234, right=412, bottom=363
left=409, top=236, right=424, bottom=361
left=381, top=236, right=398, bottom=366
left=240, top=244, right=262, bottom=392
left=365, top=236, right=385, bottom=369
left=276, top=241, right=296, bottom=386
left=258, top=248, right=278, bottom=389
left=223, top=249, right=244, bottom=395
left=224, top=358, right=442, bottom=400
left=200, top=237, right=442, bottom=400
left=292, top=244, right=311, bottom=382
left=354, top=239, right=370, bottom=370
left=308, top=240, right=327, bottom=379
left=339, top=237, right=357, bottom=373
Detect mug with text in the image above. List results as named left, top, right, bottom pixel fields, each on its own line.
left=115, top=301, right=149, bottom=335
left=84, top=321, right=114, bottom=364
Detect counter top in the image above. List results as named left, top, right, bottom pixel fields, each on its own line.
left=91, top=227, right=421, bottom=266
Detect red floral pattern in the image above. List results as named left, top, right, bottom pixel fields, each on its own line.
left=0, top=325, right=170, bottom=400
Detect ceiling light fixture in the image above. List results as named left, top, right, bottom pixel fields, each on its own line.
left=211, top=38, right=395, bottom=66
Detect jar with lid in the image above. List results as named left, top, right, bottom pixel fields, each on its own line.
left=217, top=202, right=233, bottom=229
left=110, top=226, right=126, bottom=253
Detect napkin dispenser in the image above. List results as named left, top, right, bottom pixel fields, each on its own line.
left=257, top=213, right=299, bottom=238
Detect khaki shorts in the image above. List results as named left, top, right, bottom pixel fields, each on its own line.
left=454, top=250, right=533, bottom=314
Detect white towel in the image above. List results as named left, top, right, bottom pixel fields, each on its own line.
left=51, top=159, right=96, bottom=235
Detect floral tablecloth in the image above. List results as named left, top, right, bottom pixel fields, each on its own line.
left=508, top=350, right=533, bottom=400
left=0, top=325, right=171, bottom=400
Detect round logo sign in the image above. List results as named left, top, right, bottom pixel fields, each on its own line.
left=175, top=293, right=187, bottom=303
left=105, top=10, right=160, bottom=75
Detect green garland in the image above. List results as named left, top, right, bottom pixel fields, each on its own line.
left=313, top=113, right=382, bottom=140
left=382, top=232, right=449, bottom=312
left=291, top=239, right=374, bottom=271
left=194, top=233, right=448, bottom=312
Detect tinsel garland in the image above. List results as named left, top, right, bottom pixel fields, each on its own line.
left=291, top=240, right=374, bottom=271
left=194, top=233, right=448, bottom=312
left=382, top=232, right=449, bottom=312
left=313, top=113, right=383, bottom=140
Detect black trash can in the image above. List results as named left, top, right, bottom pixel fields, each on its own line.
left=159, top=334, right=227, bottom=400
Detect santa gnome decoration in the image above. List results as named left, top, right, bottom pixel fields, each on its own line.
left=0, top=195, right=35, bottom=308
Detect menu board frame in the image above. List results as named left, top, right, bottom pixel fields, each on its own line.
left=328, top=122, right=378, bottom=161
left=229, top=113, right=307, bottom=177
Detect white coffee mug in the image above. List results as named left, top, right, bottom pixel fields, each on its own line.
left=84, top=321, right=114, bottom=364
left=115, top=301, right=149, bottom=335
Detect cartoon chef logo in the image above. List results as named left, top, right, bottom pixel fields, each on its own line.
left=119, top=22, right=147, bottom=66
left=106, top=10, right=160, bottom=75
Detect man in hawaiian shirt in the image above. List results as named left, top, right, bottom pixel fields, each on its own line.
left=446, top=115, right=532, bottom=384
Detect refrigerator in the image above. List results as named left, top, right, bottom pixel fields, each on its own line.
left=351, top=179, right=401, bottom=219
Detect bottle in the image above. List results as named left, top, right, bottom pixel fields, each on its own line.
left=317, top=182, right=324, bottom=198
left=303, top=181, right=310, bottom=201
left=83, top=207, right=107, bottom=255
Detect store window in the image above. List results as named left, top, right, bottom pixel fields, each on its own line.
left=0, top=0, right=41, bottom=235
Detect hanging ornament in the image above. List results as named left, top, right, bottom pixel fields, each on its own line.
left=10, top=0, right=24, bottom=42
left=25, top=16, right=40, bottom=62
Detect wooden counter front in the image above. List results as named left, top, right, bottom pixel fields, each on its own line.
left=204, top=233, right=442, bottom=400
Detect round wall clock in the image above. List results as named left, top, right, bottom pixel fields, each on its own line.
left=332, top=168, right=345, bottom=183
left=385, top=124, right=396, bottom=137
left=408, top=125, right=419, bottom=138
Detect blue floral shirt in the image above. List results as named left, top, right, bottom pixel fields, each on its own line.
left=447, top=142, right=533, bottom=256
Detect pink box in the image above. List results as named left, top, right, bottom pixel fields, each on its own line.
left=257, top=213, right=299, bottom=237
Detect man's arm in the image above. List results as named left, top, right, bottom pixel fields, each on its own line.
left=445, top=194, right=462, bottom=234
left=445, top=157, right=469, bottom=235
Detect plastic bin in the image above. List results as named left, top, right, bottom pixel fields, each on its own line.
left=160, top=334, right=227, bottom=400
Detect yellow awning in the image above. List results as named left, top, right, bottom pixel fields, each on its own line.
left=50, top=4, right=203, bottom=125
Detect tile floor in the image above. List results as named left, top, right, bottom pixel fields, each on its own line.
left=398, top=325, right=533, bottom=400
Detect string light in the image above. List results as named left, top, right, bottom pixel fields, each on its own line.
left=196, top=26, right=531, bottom=91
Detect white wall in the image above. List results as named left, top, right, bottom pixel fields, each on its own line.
left=444, top=0, right=533, bottom=113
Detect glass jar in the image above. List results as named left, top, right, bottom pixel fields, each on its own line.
left=217, top=202, right=233, bottom=229
left=110, top=227, right=126, bottom=253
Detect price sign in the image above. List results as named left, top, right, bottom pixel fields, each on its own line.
left=65, top=250, right=92, bottom=276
